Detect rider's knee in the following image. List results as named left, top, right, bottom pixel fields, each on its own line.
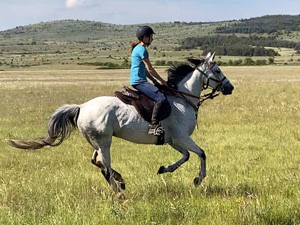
left=155, top=98, right=167, bottom=107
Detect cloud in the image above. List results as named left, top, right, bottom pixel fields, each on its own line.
left=65, top=0, right=84, bottom=8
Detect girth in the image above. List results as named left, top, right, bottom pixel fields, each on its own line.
left=115, top=86, right=171, bottom=123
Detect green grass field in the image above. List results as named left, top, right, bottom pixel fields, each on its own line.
left=1, top=67, right=300, bottom=224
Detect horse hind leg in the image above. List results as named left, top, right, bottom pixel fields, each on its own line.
left=111, top=169, right=125, bottom=190
left=91, top=149, right=125, bottom=192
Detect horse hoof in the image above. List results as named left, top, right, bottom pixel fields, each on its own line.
left=115, top=192, right=126, bottom=201
left=193, top=177, right=202, bottom=187
left=157, top=166, right=166, bottom=174
left=120, top=182, right=126, bottom=190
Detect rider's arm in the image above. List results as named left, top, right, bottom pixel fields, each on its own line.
left=143, top=58, right=168, bottom=86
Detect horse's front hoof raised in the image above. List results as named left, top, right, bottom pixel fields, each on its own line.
left=157, top=166, right=166, bottom=174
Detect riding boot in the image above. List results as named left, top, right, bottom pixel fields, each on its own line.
left=148, top=101, right=165, bottom=136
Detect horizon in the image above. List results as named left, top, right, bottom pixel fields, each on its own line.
left=1, top=0, right=300, bottom=31
left=1, top=14, right=300, bottom=32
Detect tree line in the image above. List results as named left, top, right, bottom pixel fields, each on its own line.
left=218, top=58, right=275, bottom=66
left=178, top=35, right=300, bottom=56
left=215, top=15, right=300, bottom=34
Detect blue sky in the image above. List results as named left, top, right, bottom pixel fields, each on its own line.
left=0, top=0, right=300, bottom=31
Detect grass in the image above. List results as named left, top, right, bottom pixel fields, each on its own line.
left=0, top=67, right=300, bottom=224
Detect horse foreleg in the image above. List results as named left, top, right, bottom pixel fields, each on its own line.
left=193, top=151, right=206, bottom=187
left=173, top=137, right=206, bottom=187
left=157, top=143, right=190, bottom=174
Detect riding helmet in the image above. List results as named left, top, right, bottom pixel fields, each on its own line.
left=136, top=26, right=155, bottom=40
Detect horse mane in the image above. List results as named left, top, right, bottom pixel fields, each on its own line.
left=167, top=58, right=204, bottom=89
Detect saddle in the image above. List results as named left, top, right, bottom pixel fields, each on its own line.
left=115, top=86, right=171, bottom=123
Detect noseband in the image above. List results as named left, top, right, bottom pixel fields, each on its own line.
left=195, top=63, right=227, bottom=92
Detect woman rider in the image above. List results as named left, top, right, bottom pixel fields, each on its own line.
left=130, top=26, right=168, bottom=136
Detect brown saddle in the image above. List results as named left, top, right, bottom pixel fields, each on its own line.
left=115, top=86, right=171, bottom=123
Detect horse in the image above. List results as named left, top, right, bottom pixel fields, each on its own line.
left=8, top=52, right=234, bottom=194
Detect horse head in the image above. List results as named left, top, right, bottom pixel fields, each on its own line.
left=195, top=52, right=234, bottom=95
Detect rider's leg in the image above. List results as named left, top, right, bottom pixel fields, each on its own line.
left=148, top=100, right=165, bottom=135
left=151, top=100, right=162, bottom=125
left=132, top=81, right=166, bottom=136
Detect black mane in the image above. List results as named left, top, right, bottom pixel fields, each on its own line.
left=167, top=58, right=204, bottom=89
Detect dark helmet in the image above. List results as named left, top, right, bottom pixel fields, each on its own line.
left=136, top=26, right=155, bottom=40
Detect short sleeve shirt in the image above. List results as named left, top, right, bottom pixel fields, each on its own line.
left=130, top=45, right=149, bottom=85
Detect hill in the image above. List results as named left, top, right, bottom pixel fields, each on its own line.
left=0, top=20, right=220, bottom=70
left=0, top=19, right=221, bottom=49
left=0, top=20, right=137, bottom=42
left=0, top=15, right=300, bottom=70
left=216, top=15, right=300, bottom=34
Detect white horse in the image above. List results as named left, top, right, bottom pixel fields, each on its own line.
left=8, top=53, right=234, bottom=193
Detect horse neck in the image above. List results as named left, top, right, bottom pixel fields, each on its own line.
left=177, top=70, right=203, bottom=104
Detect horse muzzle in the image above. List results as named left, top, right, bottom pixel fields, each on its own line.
left=221, top=82, right=234, bottom=95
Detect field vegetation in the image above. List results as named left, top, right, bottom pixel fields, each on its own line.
left=179, top=35, right=300, bottom=56
left=1, top=67, right=300, bottom=224
left=1, top=15, right=300, bottom=71
left=1, top=14, right=300, bottom=224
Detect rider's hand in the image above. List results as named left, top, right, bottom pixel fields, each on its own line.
left=161, top=80, right=168, bottom=87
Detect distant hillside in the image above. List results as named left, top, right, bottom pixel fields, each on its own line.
left=1, top=15, right=300, bottom=70
left=180, top=35, right=281, bottom=56
left=0, top=20, right=136, bottom=42
left=216, top=15, right=300, bottom=34
left=0, top=19, right=219, bottom=45
left=1, top=15, right=300, bottom=45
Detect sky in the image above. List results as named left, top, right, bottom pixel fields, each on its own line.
left=0, top=0, right=300, bottom=31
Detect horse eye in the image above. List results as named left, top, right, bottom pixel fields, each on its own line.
left=215, top=68, right=221, bottom=73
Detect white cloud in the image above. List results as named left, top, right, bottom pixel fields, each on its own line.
left=65, top=0, right=84, bottom=8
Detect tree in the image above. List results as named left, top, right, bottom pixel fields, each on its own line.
left=244, top=58, right=255, bottom=65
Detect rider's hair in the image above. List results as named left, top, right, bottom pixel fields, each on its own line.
left=130, top=40, right=140, bottom=53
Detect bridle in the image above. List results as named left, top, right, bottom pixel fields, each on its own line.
left=196, top=62, right=227, bottom=93
left=172, top=62, right=227, bottom=116
left=148, top=61, right=226, bottom=118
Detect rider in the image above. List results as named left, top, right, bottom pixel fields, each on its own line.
left=130, top=25, right=168, bottom=136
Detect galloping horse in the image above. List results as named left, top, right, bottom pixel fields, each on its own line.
left=8, top=53, right=234, bottom=193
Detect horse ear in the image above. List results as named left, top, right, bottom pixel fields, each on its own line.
left=205, top=52, right=211, bottom=61
left=208, top=52, right=216, bottom=63
left=187, top=58, right=203, bottom=66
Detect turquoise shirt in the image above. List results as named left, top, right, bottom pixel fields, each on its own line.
left=130, top=45, right=149, bottom=85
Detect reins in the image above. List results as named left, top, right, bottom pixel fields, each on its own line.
left=171, top=85, right=219, bottom=120
left=168, top=66, right=222, bottom=117
left=148, top=63, right=223, bottom=121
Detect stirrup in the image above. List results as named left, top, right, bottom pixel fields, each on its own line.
left=148, top=124, right=165, bottom=136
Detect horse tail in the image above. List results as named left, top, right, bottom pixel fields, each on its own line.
left=8, top=104, right=80, bottom=150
